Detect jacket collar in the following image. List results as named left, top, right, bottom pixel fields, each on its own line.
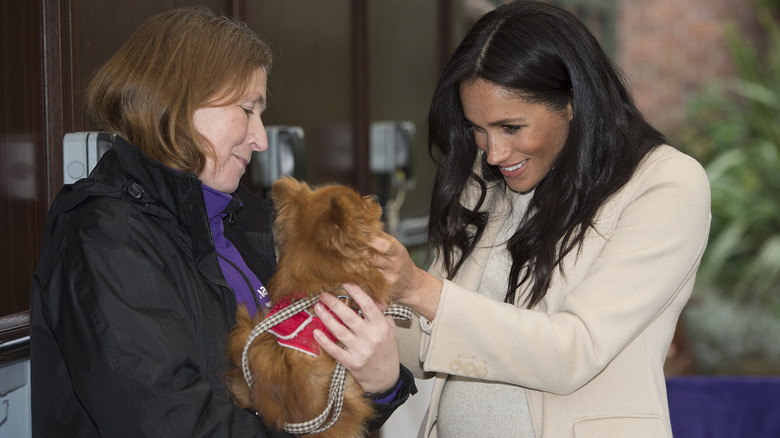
left=112, top=137, right=201, bottom=220
left=109, top=138, right=228, bottom=286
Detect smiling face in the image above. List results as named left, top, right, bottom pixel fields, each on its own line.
left=194, top=68, right=269, bottom=193
left=460, top=78, right=572, bottom=194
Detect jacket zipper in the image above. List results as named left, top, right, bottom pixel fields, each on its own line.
left=216, top=253, right=262, bottom=313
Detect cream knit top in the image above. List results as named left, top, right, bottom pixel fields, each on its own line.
left=437, top=190, right=535, bottom=437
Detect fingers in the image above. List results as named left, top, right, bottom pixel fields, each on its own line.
left=313, top=328, right=349, bottom=363
left=312, top=296, right=355, bottom=364
left=369, top=235, right=394, bottom=255
left=312, top=287, right=401, bottom=394
left=313, top=294, right=356, bottom=338
left=342, top=284, right=387, bottom=320
left=370, top=235, right=408, bottom=269
left=368, top=236, right=419, bottom=302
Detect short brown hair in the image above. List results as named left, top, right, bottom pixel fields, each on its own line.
left=86, top=7, right=273, bottom=174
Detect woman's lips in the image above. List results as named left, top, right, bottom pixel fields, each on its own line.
left=234, top=154, right=249, bottom=167
left=499, top=158, right=528, bottom=178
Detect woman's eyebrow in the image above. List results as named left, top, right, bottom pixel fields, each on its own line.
left=487, top=117, right=526, bottom=127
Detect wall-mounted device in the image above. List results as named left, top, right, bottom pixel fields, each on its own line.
left=370, top=120, right=415, bottom=187
left=63, top=127, right=307, bottom=193
left=250, top=126, right=306, bottom=197
left=369, top=121, right=419, bottom=239
left=62, top=131, right=116, bottom=184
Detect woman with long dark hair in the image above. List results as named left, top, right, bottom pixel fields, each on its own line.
left=374, top=1, right=711, bottom=436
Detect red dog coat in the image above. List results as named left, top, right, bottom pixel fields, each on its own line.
left=267, top=297, right=339, bottom=357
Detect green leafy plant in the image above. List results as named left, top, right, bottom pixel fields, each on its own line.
left=682, top=3, right=780, bottom=314
left=675, top=2, right=780, bottom=374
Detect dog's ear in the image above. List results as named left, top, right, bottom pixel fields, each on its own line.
left=271, top=177, right=313, bottom=220
left=271, top=177, right=310, bottom=208
left=317, top=192, right=372, bottom=257
left=271, top=177, right=312, bottom=241
left=328, top=194, right=350, bottom=229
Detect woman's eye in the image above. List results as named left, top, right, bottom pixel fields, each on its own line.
left=503, top=125, right=522, bottom=133
left=242, top=107, right=253, bottom=116
left=466, top=123, right=484, bottom=134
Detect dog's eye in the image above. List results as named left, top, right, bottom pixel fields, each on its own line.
left=364, top=194, right=379, bottom=204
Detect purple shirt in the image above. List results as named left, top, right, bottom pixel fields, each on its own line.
left=203, top=184, right=271, bottom=318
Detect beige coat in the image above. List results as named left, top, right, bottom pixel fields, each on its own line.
left=397, top=145, right=711, bottom=437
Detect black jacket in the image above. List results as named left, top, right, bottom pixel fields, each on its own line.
left=30, top=139, right=414, bottom=437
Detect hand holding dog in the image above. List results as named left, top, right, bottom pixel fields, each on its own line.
left=313, top=284, right=400, bottom=394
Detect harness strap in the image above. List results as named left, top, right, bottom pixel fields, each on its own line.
left=241, top=295, right=320, bottom=387
left=240, top=296, right=412, bottom=435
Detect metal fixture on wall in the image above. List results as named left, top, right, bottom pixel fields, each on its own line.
left=62, top=132, right=116, bottom=185
left=250, top=126, right=306, bottom=198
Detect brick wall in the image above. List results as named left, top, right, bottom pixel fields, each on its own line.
left=616, top=0, right=762, bottom=132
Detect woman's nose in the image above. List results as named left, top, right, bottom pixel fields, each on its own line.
left=485, top=136, right=511, bottom=165
left=249, top=115, right=268, bottom=152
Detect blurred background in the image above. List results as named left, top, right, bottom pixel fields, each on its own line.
left=2, top=0, right=779, bottom=436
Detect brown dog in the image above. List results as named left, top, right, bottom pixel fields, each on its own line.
left=226, top=176, right=390, bottom=438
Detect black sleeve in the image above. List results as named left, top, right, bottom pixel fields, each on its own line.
left=367, top=364, right=418, bottom=430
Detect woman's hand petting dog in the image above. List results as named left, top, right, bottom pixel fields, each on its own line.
left=313, top=284, right=400, bottom=394
left=369, top=234, right=444, bottom=321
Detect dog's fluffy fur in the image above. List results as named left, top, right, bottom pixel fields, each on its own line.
left=226, top=176, right=390, bottom=438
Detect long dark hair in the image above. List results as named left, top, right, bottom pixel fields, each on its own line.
left=428, top=1, right=665, bottom=308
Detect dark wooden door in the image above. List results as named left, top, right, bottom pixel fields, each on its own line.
left=0, top=0, right=231, bottom=361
